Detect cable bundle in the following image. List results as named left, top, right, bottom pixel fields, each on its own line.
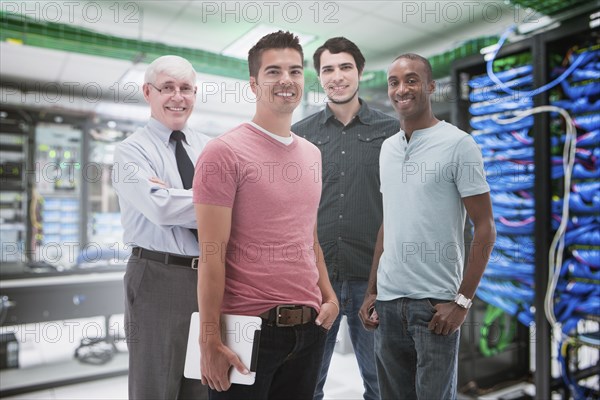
left=468, top=58, right=537, bottom=328
left=547, top=47, right=599, bottom=339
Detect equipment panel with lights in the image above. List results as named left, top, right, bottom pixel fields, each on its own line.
left=0, top=109, right=31, bottom=264
left=32, top=124, right=83, bottom=269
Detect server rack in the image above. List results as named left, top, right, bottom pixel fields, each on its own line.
left=0, top=108, right=33, bottom=264
left=539, top=14, right=600, bottom=400
left=451, top=11, right=599, bottom=399
left=0, top=106, right=139, bottom=395
left=453, top=38, right=534, bottom=395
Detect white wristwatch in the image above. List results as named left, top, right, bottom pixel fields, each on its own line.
left=453, top=293, right=472, bottom=309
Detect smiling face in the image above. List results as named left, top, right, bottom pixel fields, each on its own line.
left=143, top=72, right=196, bottom=131
left=387, top=57, right=435, bottom=122
left=250, top=48, right=304, bottom=116
left=318, top=50, right=361, bottom=104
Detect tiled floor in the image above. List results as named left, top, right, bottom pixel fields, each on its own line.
left=3, top=351, right=364, bottom=400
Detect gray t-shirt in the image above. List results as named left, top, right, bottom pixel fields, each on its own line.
left=377, top=121, right=490, bottom=301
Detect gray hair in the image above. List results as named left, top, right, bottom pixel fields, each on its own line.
left=144, top=55, right=196, bottom=84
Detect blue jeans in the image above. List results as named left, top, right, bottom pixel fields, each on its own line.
left=314, top=281, right=380, bottom=400
left=209, top=320, right=327, bottom=400
left=374, top=298, right=459, bottom=400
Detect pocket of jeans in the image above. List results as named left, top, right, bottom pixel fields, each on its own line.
left=425, top=298, right=447, bottom=313
left=316, top=323, right=330, bottom=335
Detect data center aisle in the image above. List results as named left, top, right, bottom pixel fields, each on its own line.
left=2, top=350, right=365, bottom=400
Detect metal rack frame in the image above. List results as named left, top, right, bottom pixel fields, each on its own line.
left=451, top=11, right=598, bottom=399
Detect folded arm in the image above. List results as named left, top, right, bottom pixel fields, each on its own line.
left=112, top=144, right=197, bottom=228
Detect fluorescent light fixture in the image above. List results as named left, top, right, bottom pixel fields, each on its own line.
left=221, top=24, right=315, bottom=59
left=517, top=15, right=554, bottom=35
left=591, top=11, right=600, bottom=29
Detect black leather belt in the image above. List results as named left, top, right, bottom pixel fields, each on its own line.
left=132, top=247, right=199, bottom=269
left=259, top=305, right=316, bottom=327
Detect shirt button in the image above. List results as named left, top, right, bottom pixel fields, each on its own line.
left=317, top=141, right=321, bottom=144
left=405, top=155, right=410, bottom=161
left=342, top=131, right=346, bottom=135
left=402, top=137, right=406, bottom=141
left=338, top=236, right=342, bottom=241
left=341, top=151, right=345, bottom=155
left=339, top=215, right=343, bottom=219
left=341, top=171, right=345, bottom=176
left=366, top=138, right=371, bottom=141
left=340, top=193, right=344, bottom=198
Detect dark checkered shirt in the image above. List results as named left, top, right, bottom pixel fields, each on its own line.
left=292, top=99, right=398, bottom=280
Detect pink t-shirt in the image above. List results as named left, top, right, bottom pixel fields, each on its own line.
left=193, top=123, right=323, bottom=316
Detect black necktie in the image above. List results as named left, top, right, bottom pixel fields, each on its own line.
left=170, top=130, right=195, bottom=189
left=170, top=130, right=198, bottom=240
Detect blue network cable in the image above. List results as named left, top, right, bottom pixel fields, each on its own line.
left=491, top=191, right=534, bottom=208
left=470, top=113, right=534, bottom=133
left=485, top=25, right=596, bottom=98
left=551, top=98, right=600, bottom=114
left=469, top=64, right=533, bottom=88
left=473, top=129, right=533, bottom=150
left=469, top=96, right=533, bottom=116
left=562, top=224, right=600, bottom=247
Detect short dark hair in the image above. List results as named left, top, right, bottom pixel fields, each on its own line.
left=392, top=53, right=433, bottom=82
left=247, top=30, right=303, bottom=77
left=313, top=37, right=365, bottom=75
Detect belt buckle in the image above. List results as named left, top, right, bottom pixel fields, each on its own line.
left=191, top=258, right=199, bottom=270
left=275, top=304, right=297, bottom=327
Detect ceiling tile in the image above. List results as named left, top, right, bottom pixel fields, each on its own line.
left=176, top=1, right=365, bottom=56
left=59, top=53, right=133, bottom=90
left=0, top=43, right=65, bottom=82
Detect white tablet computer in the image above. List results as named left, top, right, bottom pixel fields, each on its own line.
left=184, top=312, right=261, bottom=385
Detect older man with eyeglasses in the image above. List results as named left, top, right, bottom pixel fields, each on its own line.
left=112, top=55, right=211, bottom=400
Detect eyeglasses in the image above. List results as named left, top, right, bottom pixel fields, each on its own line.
left=148, top=83, right=197, bottom=96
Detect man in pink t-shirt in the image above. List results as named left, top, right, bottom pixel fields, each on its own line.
left=192, top=31, right=339, bottom=399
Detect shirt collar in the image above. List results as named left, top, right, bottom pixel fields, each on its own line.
left=319, top=98, right=373, bottom=126
left=148, top=117, right=190, bottom=146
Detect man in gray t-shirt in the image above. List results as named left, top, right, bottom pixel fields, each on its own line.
left=359, top=54, right=496, bottom=400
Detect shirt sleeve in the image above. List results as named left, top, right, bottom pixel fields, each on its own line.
left=192, top=139, right=238, bottom=208
left=454, top=135, right=490, bottom=198
left=112, top=140, right=198, bottom=229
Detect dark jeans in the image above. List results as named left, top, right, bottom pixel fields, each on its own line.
left=374, top=298, right=460, bottom=400
left=314, top=280, right=379, bottom=400
left=209, top=320, right=327, bottom=400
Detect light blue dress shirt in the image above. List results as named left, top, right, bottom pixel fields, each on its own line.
left=112, top=118, right=211, bottom=256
